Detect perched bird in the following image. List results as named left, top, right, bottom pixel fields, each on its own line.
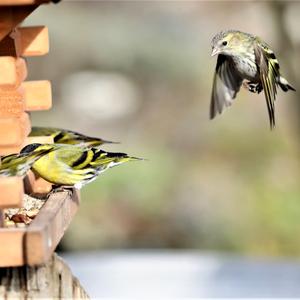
left=29, top=126, right=117, bottom=147
left=0, top=145, right=53, bottom=177
left=210, top=30, right=295, bottom=128
left=20, top=143, right=141, bottom=189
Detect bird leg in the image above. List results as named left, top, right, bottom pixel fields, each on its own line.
left=243, top=81, right=263, bottom=94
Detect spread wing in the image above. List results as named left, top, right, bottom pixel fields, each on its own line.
left=210, top=54, right=243, bottom=119
left=254, top=42, right=280, bottom=129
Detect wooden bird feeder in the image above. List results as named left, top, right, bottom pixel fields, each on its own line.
left=0, top=1, right=87, bottom=297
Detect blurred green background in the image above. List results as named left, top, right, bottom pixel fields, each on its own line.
left=25, top=1, right=300, bottom=256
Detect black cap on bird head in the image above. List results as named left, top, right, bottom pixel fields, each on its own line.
left=20, top=143, right=42, bottom=154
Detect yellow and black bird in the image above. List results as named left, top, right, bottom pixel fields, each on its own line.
left=210, top=30, right=295, bottom=129
left=30, top=126, right=117, bottom=147
left=0, top=146, right=53, bottom=177
left=20, top=143, right=140, bottom=189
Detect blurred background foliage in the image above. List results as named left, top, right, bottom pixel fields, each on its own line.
left=25, top=1, right=300, bottom=256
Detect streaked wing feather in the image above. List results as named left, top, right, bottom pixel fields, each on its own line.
left=53, top=146, right=94, bottom=169
left=0, top=148, right=53, bottom=177
left=210, top=54, right=243, bottom=119
left=254, top=42, right=279, bottom=129
left=29, top=126, right=61, bottom=137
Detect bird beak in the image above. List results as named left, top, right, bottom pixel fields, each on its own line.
left=211, top=47, right=219, bottom=57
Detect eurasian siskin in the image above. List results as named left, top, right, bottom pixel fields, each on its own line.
left=0, top=145, right=53, bottom=177
left=210, top=30, right=295, bottom=129
left=30, top=126, right=117, bottom=147
left=20, top=143, right=140, bottom=189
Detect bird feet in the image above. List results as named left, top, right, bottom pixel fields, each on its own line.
left=243, top=81, right=262, bottom=94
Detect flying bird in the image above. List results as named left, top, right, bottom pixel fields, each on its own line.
left=210, top=30, right=295, bottom=128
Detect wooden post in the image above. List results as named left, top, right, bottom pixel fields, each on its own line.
left=0, top=253, right=89, bottom=299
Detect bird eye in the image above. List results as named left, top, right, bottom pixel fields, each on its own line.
left=222, top=41, right=227, bottom=46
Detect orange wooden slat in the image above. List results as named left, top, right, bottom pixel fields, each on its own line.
left=0, top=176, right=24, bottom=208
left=23, top=80, right=52, bottom=111
left=0, top=86, right=25, bottom=117
left=0, top=0, right=50, bottom=5
left=0, top=26, right=49, bottom=57
left=0, top=112, right=30, bottom=148
left=0, top=0, right=36, bottom=4
left=19, top=26, right=49, bottom=56
left=0, top=56, right=27, bottom=87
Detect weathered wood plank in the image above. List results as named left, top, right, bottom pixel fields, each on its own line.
left=0, top=229, right=26, bottom=265
left=0, top=253, right=89, bottom=299
left=0, top=190, right=79, bottom=267
left=26, top=189, right=79, bottom=266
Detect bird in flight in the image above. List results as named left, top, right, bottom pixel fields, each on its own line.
left=210, top=30, right=295, bottom=129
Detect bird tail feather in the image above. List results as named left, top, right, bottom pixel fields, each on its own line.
left=278, top=76, right=296, bottom=92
